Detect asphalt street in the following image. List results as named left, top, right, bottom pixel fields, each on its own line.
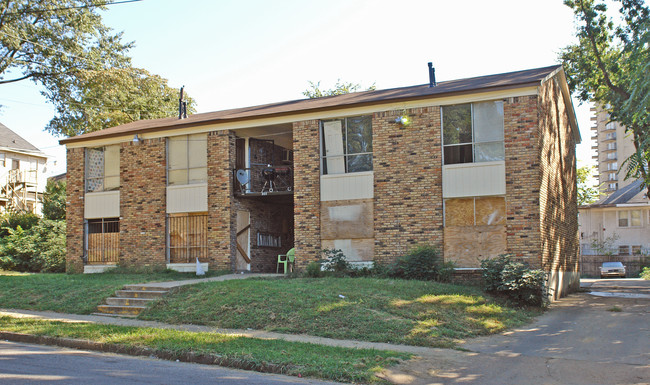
left=0, top=340, right=341, bottom=385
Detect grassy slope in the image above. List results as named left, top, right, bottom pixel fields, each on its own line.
left=0, top=270, right=226, bottom=314
left=0, top=316, right=408, bottom=384
left=141, top=277, right=540, bottom=348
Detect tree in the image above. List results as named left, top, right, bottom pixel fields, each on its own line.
left=303, top=79, right=376, bottom=99
left=561, top=0, right=650, bottom=198
left=0, top=1, right=195, bottom=137
left=577, top=166, right=600, bottom=205
left=41, top=179, right=66, bottom=220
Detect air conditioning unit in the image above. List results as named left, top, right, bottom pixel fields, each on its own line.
left=281, top=149, right=293, bottom=163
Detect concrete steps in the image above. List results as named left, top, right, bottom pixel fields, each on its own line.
left=95, top=285, right=170, bottom=317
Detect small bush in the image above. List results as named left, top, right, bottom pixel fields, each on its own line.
left=0, top=212, right=39, bottom=237
left=641, top=267, right=650, bottom=280
left=306, top=261, right=322, bottom=278
left=321, top=249, right=352, bottom=276
left=480, top=254, right=547, bottom=307
left=388, top=244, right=446, bottom=281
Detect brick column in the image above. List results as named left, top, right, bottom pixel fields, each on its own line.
left=292, top=120, right=321, bottom=268
left=373, top=107, right=444, bottom=264
left=503, top=95, right=543, bottom=266
left=120, top=138, right=167, bottom=267
left=65, top=147, right=85, bottom=273
left=207, top=130, right=235, bottom=270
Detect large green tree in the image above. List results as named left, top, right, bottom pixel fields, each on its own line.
left=303, top=79, right=376, bottom=99
left=561, top=0, right=650, bottom=198
left=0, top=0, right=194, bottom=137
left=577, top=166, right=601, bottom=205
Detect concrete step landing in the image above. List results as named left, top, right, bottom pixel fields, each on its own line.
left=95, top=285, right=170, bottom=317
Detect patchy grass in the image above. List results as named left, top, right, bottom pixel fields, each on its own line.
left=0, top=316, right=408, bottom=384
left=141, top=277, right=540, bottom=348
left=0, top=270, right=227, bottom=314
left=607, top=306, right=623, bottom=312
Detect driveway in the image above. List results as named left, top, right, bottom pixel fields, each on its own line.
left=379, top=278, right=650, bottom=385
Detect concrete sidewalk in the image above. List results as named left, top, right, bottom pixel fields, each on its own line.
left=135, top=273, right=284, bottom=289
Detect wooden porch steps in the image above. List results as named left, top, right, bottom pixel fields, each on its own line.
left=94, top=285, right=170, bottom=317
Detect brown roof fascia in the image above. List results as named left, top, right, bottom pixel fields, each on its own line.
left=60, top=68, right=555, bottom=145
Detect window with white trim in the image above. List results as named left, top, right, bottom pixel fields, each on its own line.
left=321, top=115, right=372, bottom=175
left=86, top=145, right=120, bottom=192
left=167, top=134, right=207, bottom=185
left=442, top=101, right=504, bottom=165
left=618, top=210, right=642, bottom=227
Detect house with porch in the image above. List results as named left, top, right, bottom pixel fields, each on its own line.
left=0, top=122, right=48, bottom=214
left=62, top=64, right=581, bottom=300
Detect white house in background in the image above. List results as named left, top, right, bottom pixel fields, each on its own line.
left=579, top=106, right=650, bottom=257
left=0, top=122, right=48, bottom=214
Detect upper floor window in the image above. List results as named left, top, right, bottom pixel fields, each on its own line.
left=167, top=134, right=207, bottom=185
left=442, top=101, right=504, bottom=165
left=321, top=115, right=372, bottom=175
left=86, top=145, right=120, bottom=192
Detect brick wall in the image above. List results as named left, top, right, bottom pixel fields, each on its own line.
left=207, top=131, right=235, bottom=270
left=538, top=76, right=580, bottom=298
left=119, top=138, right=167, bottom=267
left=503, top=95, right=543, bottom=267
left=65, top=147, right=85, bottom=273
left=292, top=120, right=321, bottom=268
left=373, top=107, right=444, bottom=264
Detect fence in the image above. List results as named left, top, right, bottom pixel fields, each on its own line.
left=86, top=218, right=120, bottom=264
left=580, top=254, right=647, bottom=277
left=168, top=213, right=208, bottom=263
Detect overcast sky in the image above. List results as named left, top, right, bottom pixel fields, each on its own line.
left=0, top=0, right=596, bottom=177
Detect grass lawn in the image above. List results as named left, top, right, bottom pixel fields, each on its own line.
left=0, top=269, right=227, bottom=314
left=141, top=277, right=541, bottom=348
left=0, top=315, right=408, bottom=384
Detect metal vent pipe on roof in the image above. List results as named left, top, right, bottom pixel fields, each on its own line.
left=428, top=62, right=436, bottom=87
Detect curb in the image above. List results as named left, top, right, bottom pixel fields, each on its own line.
left=0, top=331, right=294, bottom=375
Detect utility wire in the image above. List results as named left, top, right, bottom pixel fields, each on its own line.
left=1, top=0, right=143, bottom=16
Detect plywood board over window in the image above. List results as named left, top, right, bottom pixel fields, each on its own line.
left=444, top=198, right=474, bottom=226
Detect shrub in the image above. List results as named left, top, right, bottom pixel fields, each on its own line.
left=0, top=219, right=66, bottom=273
left=321, top=249, right=352, bottom=276
left=388, top=244, right=445, bottom=281
left=641, top=267, right=650, bottom=280
left=480, top=254, right=547, bottom=307
left=306, top=261, right=322, bottom=278
left=0, top=212, right=39, bottom=237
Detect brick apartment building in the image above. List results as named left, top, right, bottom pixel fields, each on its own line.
left=61, top=65, right=581, bottom=300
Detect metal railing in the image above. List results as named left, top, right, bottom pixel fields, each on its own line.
left=233, top=165, right=293, bottom=196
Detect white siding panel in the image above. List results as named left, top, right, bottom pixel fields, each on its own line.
left=85, top=191, right=120, bottom=219
left=167, top=183, right=208, bottom=213
left=442, top=161, right=505, bottom=198
left=321, top=172, right=373, bottom=201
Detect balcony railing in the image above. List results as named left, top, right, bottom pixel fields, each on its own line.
left=233, top=165, right=293, bottom=197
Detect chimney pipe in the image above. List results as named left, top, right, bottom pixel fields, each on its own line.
left=428, top=62, right=436, bottom=87
left=178, top=86, right=185, bottom=119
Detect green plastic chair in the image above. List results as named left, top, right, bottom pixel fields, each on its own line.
left=277, top=248, right=295, bottom=274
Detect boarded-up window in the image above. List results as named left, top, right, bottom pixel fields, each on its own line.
left=445, top=196, right=505, bottom=227
left=86, top=218, right=119, bottom=264
left=168, top=134, right=207, bottom=185
left=168, top=212, right=208, bottom=263
left=86, top=145, right=120, bottom=192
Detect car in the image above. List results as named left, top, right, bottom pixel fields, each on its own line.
left=600, top=262, right=626, bottom=278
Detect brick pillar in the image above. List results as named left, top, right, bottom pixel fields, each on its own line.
left=292, top=120, right=321, bottom=269
left=207, top=130, right=235, bottom=270
left=120, top=138, right=167, bottom=267
left=503, top=95, right=542, bottom=266
left=373, top=107, right=444, bottom=264
left=65, top=147, right=85, bottom=273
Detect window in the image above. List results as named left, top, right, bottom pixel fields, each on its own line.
left=608, top=183, right=618, bottom=191
left=167, top=134, right=207, bottom=185
left=632, top=245, right=642, bottom=255
left=321, top=115, right=372, bottom=175
left=608, top=172, right=617, bottom=181
left=607, top=152, right=617, bottom=160
left=0, top=153, right=4, bottom=167
left=607, top=162, right=618, bottom=171
left=605, top=132, right=616, bottom=140
left=442, top=101, right=504, bottom=165
left=86, top=145, right=120, bottom=192
left=618, top=210, right=642, bottom=227
left=618, top=245, right=630, bottom=255
left=607, top=142, right=617, bottom=150
left=605, top=122, right=616, bottom=130
left=167, top=213, right=208, bottom=263
left=444, top=196, right=506, bottom=226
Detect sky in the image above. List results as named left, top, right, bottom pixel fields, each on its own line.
left=0, top=0, right=597, bottom=178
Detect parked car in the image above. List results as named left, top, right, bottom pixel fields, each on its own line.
left=600, top=262, right=626, bottom=278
